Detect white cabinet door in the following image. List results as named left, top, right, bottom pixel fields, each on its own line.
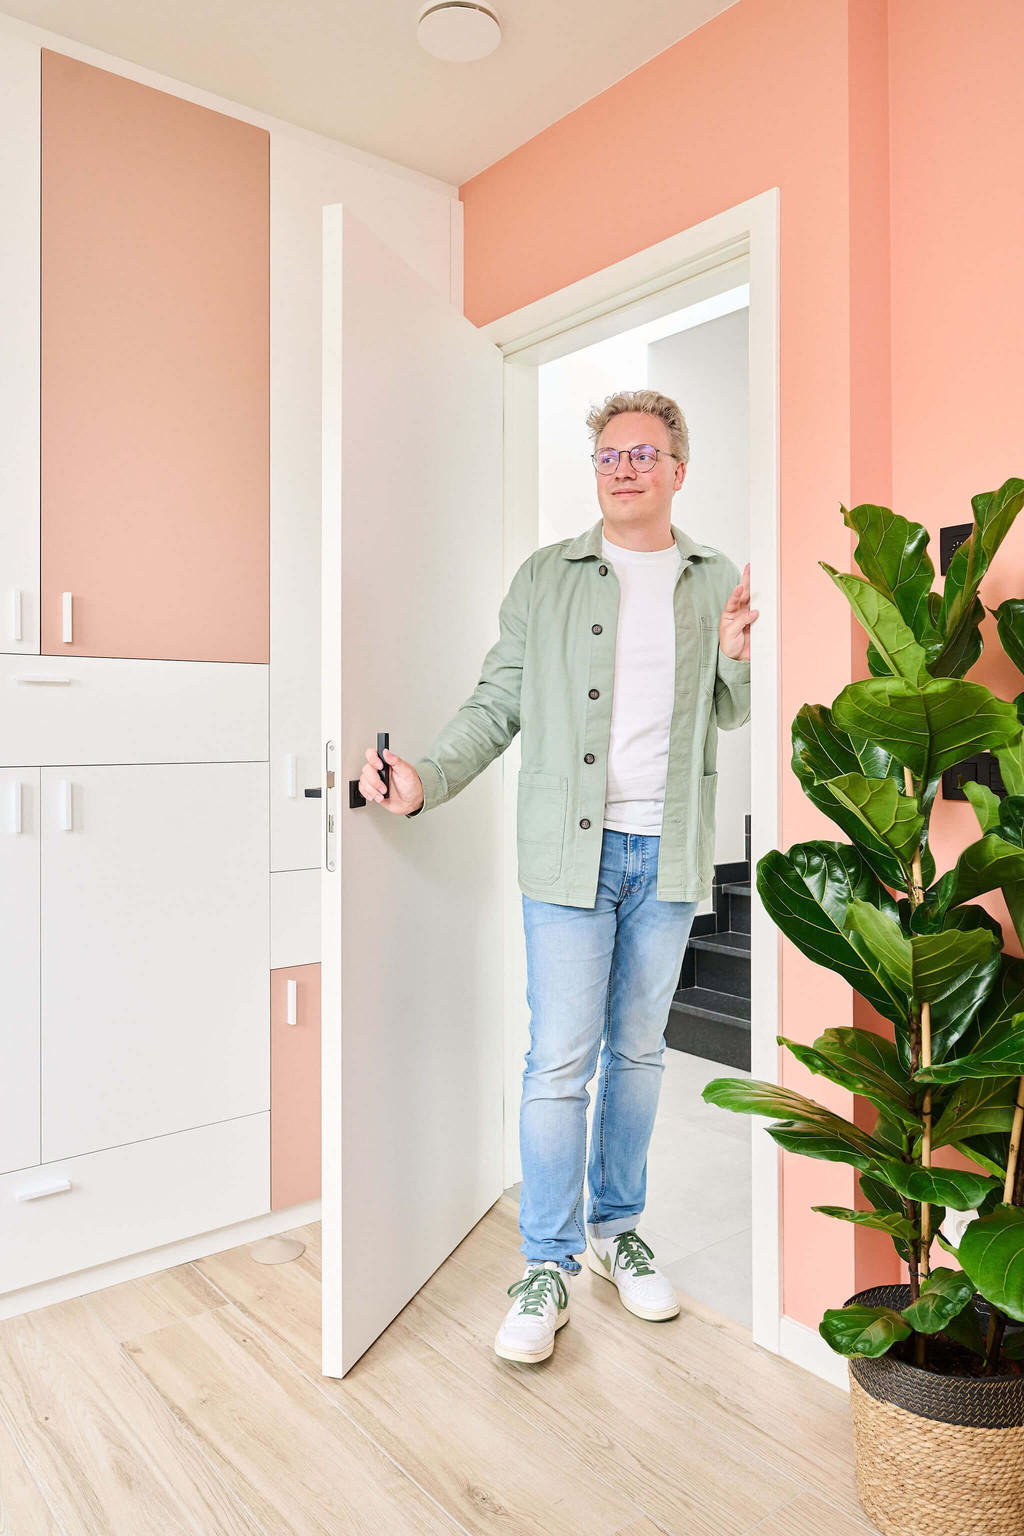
left=40, top=763, right=269, bottom=1162
left=322, top=206, right=504, bottom=1376
left=0, top=768, right=40, bottom=1174
left=0, top=36, right=40, bottom=656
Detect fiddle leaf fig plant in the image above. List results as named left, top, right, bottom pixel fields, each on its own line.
left=704, top=479, right=1024, bottom=1373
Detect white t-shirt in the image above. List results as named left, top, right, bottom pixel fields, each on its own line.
left=600, top=532, right=683, bottom=835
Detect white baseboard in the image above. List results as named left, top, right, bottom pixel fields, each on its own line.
left=0, top=1198, right=322, bottom=1322
left=778, top=1314, right=849, bottom=1391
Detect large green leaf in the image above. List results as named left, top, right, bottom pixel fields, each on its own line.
left=832, top=678, right=1023, bottom=783
left=702, top=1078, right=874, bottom=1146
left=995, top=694, right=1024, bottom=797
left=924, top=957, right=1024, bottom=1081
left=870, top=1157, right=1000, bottom=1211
left=780, top=1027, right=917, bottom=1125
left=919, top=1029, right=1024, bottom=1086
left=820, top=564, right=929, bottom=682
left=767, top=1125, right=874, bottom=1170
left=702, top=1077, right=888, bottom=1173
left=929, top=835, right=1024, bottom=926
left=935, top=479, right=1024, bottom=676
left=820, top=775, right=923, bottom=877
left=901, top=1267, right=976, bottom=1334
left=845, top=899, right=999, bottom=1003
left=942, top=1299, right=988, bottom=1356
left=930, top=1077, right=1020, bottom=1148
left=791, top=705, right=934, bottom=888
left=842, top=503, right=939, bottom=649
left=756, top=843, right=907, bottom=1028
left=820, top=1303, right=910, bottom=1357
left=812, top=1204, right=917, bottom=1243
left=995, top=598, right=1024, bottom=677
left=964, top=779, right=1003, bottom=834
left=957, top=1204, right=1024, bottom=1322
left=922, top=908, right=1005, bottom=1066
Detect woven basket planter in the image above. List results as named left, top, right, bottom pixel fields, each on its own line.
left=845, top=1285, right=1024, bottom=1536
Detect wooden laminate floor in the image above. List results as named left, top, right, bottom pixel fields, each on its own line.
left=0, top=1196, right=877, bottom=1536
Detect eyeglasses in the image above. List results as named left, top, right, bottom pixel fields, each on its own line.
left=592, top=444, right=679, bottom=474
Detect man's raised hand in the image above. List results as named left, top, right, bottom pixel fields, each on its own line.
left=719, top=561, right=758, bottom=662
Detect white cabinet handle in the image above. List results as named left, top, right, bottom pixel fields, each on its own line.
left=62, top=591, right=73, bottom=643
left=58, top=779, right=73, bottom=832
left=11, top=588, right=22, bottom=642
left=15, top=1176, right=72, bottom=1202
left=287, top=978, right=298, bottom=1026
left=14, top=673, right=71, bottom=685
left=10, top=780, right=22, bottom=834
left=285, top=754, right=297, bottom=799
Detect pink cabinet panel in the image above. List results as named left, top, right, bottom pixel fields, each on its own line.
left=271, top=964, right=321, bottom=1210
left=40, top=51, right=269, bottom=662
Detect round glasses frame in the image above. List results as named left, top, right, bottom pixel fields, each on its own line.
left=591, top=444, right=680, bottom=474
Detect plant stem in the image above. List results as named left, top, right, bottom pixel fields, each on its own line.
left=904, top=766, right=932, bottom=1282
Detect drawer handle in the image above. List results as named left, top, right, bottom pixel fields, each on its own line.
left=11, top=780, right=22, bottom=835
left=14, top=673, right=71, bottom=685
left=285, top=753, right=297, bottom=799
left=15, top=1176, right=72, bottom=1202
left=59, top=779, right=73, bottom=832
left=62, top=591, right=73, bottom=644
left=287, top=977, right=298, bottom=1026
left=11, top=588, right=22, bottom=643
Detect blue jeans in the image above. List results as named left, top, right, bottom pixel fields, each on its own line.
left=518, top=829, right=698, bottom=1273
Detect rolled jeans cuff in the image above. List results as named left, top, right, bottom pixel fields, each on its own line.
left=586, top=1214, right=644, bottom=1240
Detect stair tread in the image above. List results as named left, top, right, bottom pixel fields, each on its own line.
left=670, top=987, right=750, bottom=1026
left=722, top=882, right=751, bottom=896
left=689, top=931, right=750, bottom=957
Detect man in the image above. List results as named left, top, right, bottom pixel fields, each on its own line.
left=357, top=389, right=757, bottom=1364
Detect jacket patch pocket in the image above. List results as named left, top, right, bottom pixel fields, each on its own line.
left=699, top=616, right=717, bottom=698
left=516, top=771, right=567, bottom=885
left=696, top=771, right=718, bottom=884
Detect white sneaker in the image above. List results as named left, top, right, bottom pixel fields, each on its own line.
left=494, top=1260, right=571, bottom=1363
left=586, top=1229, right=680, bottom=1320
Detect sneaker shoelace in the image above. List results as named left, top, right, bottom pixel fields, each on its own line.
left=614, top=1229, right=656, bottom=1277
left=507, top=1266, right=569, bottom=1316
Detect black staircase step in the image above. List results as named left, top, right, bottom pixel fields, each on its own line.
left=722, top=882, right=751, bottom=896
left=689, top=931, right=750, bottom=959
left=670, top=986, right=749, bottom=1024
left=667, top=988, right=750, bottom=1070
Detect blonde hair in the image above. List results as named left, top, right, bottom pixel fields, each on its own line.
left=585, top=389, right=690, bottom=464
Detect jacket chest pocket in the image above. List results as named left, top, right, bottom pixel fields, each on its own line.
left=516, top=771, right=567, bottom=884
left=699, top=615, right=717, bottom=698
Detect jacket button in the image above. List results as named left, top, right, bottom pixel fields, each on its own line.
left=588, top=688, right=599, bottom=699
left=584, top=752, right=595, bottom=764
left=580, top=818, right=591, bottom=829
left=598, top=564, right=608, bottom=575
left=592, top=623, right=602, bottom=634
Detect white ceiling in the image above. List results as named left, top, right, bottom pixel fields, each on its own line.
left=3, top=0, right=737, bottom=185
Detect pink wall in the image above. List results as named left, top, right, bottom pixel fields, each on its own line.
left=461, top=0, right=1024, bottom=1330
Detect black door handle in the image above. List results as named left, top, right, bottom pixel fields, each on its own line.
left=348, top=731, right=390, bottom=808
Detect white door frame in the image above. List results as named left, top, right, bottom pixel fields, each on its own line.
left=480, top=188, right=782, bottom=1355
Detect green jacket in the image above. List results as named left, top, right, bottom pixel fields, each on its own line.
left=406, top=518, right=750, bottom=906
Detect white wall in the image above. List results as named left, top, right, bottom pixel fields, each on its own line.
left=648, top=306, right=750, bottom=866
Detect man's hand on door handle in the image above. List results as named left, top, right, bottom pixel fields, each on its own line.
left=358, top=746, right=425, bottom=815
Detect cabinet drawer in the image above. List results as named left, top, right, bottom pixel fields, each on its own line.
left=1, top=1113, right=269, bottom=1297
left=0, top=655, right=268, bottom=766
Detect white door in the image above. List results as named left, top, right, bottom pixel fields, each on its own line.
left=40, top=762, right=269, bottom=1161
left=321, top=205, right=504, bottom=1376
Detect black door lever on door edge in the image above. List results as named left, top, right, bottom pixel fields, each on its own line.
left=348, top=732, right=390, bottom=808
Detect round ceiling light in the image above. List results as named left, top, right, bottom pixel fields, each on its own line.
left=417, top=3, right=501, bottom=61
